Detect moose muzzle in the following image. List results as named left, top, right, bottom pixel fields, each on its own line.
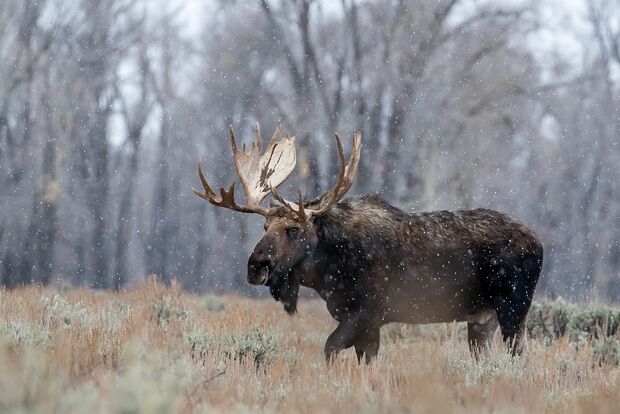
left=247, top=249, right=274, bottom=285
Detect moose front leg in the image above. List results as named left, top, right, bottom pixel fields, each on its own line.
left=354, top=326, right=380, bottom=364
left=324, top=311, right=378, bottom=363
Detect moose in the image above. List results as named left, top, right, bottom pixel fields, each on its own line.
left=193, top=123, right=543, bottom=363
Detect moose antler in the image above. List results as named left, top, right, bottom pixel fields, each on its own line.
left=270, top=129, right=362, bottom=219
left=231, top=122, right=297, bottom=205
left=194, top=123, right=361, bottom=219
left=192, top=122, right=296, bottom=217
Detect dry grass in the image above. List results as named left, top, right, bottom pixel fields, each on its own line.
left=0, top=279, right=619, bottom=414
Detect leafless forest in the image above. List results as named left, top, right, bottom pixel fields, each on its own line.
left=0, top=0, right=619, bottom=299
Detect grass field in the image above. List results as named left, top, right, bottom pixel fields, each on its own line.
left=1, top=279, right=619, bottom=413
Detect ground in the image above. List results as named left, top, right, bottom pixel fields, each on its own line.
left=0, top=279, right=619, bottom=413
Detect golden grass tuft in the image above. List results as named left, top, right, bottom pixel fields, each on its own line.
left=0, top=279, right=619, bottom=413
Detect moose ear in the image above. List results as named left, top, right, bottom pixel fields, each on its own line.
left=303, top=195, right=324, bottom=210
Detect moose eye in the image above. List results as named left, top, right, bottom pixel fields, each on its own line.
left=285, top=227, right=300, bottom=239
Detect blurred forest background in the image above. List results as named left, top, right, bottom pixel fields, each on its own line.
left=0, top=0, right=619, bottom=300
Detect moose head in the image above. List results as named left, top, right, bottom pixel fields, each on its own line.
left=193, top=123, right=361, bottom=313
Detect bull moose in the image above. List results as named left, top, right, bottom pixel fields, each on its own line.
left=193, top=123, right=543, bottom=363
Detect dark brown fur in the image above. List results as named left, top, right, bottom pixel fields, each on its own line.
left=247, top=195, right=543, bottom=363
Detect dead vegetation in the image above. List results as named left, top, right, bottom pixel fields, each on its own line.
left=0, top=279, right=619, bottom=413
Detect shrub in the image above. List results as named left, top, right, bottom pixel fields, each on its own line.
left=184, top=329, right=278, bottom=367
left=40, top=294, right=89, bottom=328
left=185, top=330, right=215, bottom=361
left=201, top=295, right=226, bottom=313
left=0, top=320, right=51, bottom=347
left=526, top=298, right=575, bottom=344
left=525, top=299, right=620, bottom=366
left=152, top=297, right=191, bottom=328
left=99, top=303, right=133, bottom=335
left=567, top=304, right=620, bottom=342
left=221, top=331, right=278, bottom=367
left=592, top=337, right=620, bottom=366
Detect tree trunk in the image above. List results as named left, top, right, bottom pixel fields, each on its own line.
left=192, top=205, right=210, bottom=291
left=113, top=141, right=140, bottom=291
left=383, top=102, right=404, bottom=199
left=90, top=109, right=111, bottom=289
left=37, top=76, right=59, bottom=286
left=147, top=113, right=170, bottom=284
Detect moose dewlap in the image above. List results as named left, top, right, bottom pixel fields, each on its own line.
left=193, top=123, right=543, bottom=364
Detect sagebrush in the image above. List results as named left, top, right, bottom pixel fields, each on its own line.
left=0, top=280, right=619, bottom=413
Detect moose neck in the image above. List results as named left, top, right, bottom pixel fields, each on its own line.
left=296, top=196, right=410, bottom=295
left=297, top=211, right=360, bottom=293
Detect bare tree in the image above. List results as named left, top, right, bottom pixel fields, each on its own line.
left=113, top=27, right=154, bottom=291
left=0, top=0, right=618, bottom=300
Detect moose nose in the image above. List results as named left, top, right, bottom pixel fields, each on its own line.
left=247, top=247, right=274, bottom=285
left=247, top=257, right=273, bottom=285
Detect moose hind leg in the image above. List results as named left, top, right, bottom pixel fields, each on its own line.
left=467, top=314, right=498, bottom=358
left=488, top=253, right=542, bottom=355
left=494, top=297, right=529, bottom=355
left=493, top=270, right=538, bottom=355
